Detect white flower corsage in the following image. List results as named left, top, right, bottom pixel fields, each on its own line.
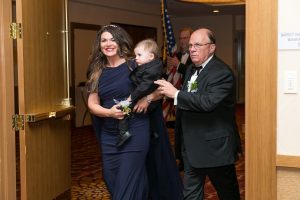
left=188, top=81, right=198, bottom=92
left=113, top=99, right=132, bottom=115
left=187, top=74, right=198, bottom=92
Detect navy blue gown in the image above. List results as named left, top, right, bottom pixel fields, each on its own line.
left=128, top=59, right=183, bottom=199
left=92, top=62, right=150, bottom=200
left=147, top=103, right=184, bottom=200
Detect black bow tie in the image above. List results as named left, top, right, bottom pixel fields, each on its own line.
left=191, top=65, right=203, bottom=75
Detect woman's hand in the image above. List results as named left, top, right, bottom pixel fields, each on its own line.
left=110, top=104, right=125, bottom=120
left=88, top=93, right=125, bottom=119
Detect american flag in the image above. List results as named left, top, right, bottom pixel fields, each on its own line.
left=161, top=0, right=180, bottom=121
left=161, top=0, right=177, bottom=58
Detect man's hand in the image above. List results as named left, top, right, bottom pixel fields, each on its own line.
left=166, top=55, right=180, bottom=73
left=154, top=79, right=178, bottom=99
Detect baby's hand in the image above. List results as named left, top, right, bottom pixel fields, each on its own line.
left=133, top=97, right=149, bottom=114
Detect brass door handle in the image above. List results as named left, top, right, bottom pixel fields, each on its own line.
left=25, top=105, right=75, bottom=123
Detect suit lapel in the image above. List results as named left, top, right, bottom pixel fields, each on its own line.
left=182, top=64, right=194, bottom=91
left=182, top=56, right=217, bottom=91
left=195, top=56, right=216, bottom=83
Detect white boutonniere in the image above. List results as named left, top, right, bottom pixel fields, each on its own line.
left=189, top=81, right=198, bottom=92
left=187, top=74, right=198, bottom=92
left=113, top=99, right=132, bottom=115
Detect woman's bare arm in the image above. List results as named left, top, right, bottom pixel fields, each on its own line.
left=88, top=92, right=124, bottom=119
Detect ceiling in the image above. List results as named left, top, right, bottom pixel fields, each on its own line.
left=139, top=0, right=245, bottom=17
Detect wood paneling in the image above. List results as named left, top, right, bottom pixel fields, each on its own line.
left=277, top=155, right=300, bottom=168
left=17, top=0, right=66, bottom=113
left=277, top=167, right=300, bottom=200
left=21, top=120, right=71, bottom=200
left=245, top=0, right=277, bottom=199
left=16, top=0, right=71, bottom=199
left=178, top=0, right=245, bottom=4
left=0, top=0, right=16, bottom=199
left=112, top=23, right=157, bottom=47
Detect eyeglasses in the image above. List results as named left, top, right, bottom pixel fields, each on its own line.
left=188, top=43, right=211, bottom=50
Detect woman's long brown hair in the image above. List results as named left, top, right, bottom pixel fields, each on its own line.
left=86, top=25, right=133, bottom=92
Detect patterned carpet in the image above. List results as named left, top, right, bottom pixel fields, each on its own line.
left=71, top=104, right=245, bottom=200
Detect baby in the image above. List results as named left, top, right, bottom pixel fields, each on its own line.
left=116, top=39, right=163, bottom=147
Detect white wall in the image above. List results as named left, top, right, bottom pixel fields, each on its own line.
left=277, top=0, right=300, bottom=156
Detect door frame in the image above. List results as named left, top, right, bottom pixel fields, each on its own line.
left=70, top=22, right=101, bottom=127
left=1, top=0, right=279, bottom=199
left=245, top=0, right=277, bottom=199
left=0, top=0, right=16, bottom=199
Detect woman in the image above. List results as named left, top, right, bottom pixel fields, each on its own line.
left=87, top=25, right=183, bottom=199
left=87, top=25, right=150, bottom=199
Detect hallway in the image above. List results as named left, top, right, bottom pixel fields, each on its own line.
left=71, top=104, right=245, bottom=199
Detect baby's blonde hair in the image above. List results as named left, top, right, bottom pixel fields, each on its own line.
left=135, top=39, right=159, bottom=58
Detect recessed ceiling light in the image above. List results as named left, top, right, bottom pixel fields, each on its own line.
left=213, top=9, right=220, bottom=13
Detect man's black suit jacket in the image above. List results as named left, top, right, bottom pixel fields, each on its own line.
left=177, top=55, right=241, bottom=168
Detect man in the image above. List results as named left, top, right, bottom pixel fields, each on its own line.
left=163, top=28, right=193, bottom=125
left=166, top=27, right=193, bottom=171
left=155, top=28, right=241, bottom=200
left=167, top=27, right=193, bottom=83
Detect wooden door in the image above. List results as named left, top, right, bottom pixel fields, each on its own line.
left=16, top=0, right=73, bottom=199
left=0, top=0, right=16, bottom=199
left=246, top=0, right=277, bottom=199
